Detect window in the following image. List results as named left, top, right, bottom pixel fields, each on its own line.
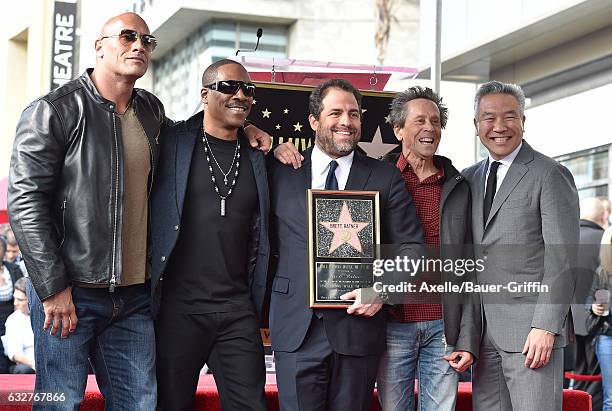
left=153, top=21, right=288, bottom=120
left=556, top=144, right=611, bottom=200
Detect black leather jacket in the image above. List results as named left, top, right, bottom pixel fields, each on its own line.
left=8, top=69, right=166, bottom=300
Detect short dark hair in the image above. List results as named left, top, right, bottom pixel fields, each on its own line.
left=309, top=78, right=362, bottom=120
left=389, top=86, right=448, bottom=129
left=0, top=237, right=6, bottom=254
left=201, top=59, right=246, bottom=86
left=13, top=277, right=27, bottom=294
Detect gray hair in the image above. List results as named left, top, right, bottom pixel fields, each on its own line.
left=474, top=80, right=526, bottom=118
left=389, top=86, right=448, bottom=129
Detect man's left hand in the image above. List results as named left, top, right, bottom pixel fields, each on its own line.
left=340, top=289, right=382, bottom=317
left=244, top=123, right=272, bottom=153
left=443, top=351, right=474, bottom=373
left=522, top=328, right=555, bottom=369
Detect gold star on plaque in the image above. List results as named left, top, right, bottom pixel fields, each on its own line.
left=275, top=124, right=281, bottom=130
left=283, top=108, right=289, bottom=114
left=320, top=202, right=369, bottom=253
left=293, top=122, right=303, bottom=132
left=262, top=108, right=271, bottom=118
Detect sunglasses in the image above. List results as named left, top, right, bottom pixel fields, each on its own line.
left=100, top=29, right=157, bottom=52
left=204, top=80, right=256, bottom=98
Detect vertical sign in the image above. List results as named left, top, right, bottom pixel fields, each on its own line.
left=50, top=1, right=77, bottom=90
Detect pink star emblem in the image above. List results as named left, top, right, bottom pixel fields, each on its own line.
left=320, top=202, right=370, bottom=254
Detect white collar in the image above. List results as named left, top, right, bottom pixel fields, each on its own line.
left=311, top=144, right=354, bottom=176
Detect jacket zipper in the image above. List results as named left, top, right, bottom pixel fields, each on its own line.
left=133, top=109, right=157, bottom=197
left=59, top=198, right=67, bottom=248
left=110, top=113, right=120, bottom=293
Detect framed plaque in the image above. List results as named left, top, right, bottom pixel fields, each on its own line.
left=307, top=189, right=381, bottom=308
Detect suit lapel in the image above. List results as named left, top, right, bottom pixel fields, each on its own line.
left=176, top=115, right=201, bottom=215
left=471, top=159, right=487, bottom=241
left=291, top=148, right=313, bottom=215
left=345, top=152, right=371, bottom=190
left=484, top=142, right=532, bottom=229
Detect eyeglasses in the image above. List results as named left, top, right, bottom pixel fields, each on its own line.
left=100, top=29, right=157, bottom=52
left=204, top=80, right=256, bottom=98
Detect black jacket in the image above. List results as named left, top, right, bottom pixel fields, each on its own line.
left=383, top=152, right=481, bottom=358
left=149, top=111, right=270, bottom=319
left=586, top=267, right=612, bottom=336
left=8, top=70, right=166, bottom=300
left=573, top=219, right=605, bottom=335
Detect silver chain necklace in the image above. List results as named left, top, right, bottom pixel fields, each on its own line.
left=201, top=128, right=240, bottom=217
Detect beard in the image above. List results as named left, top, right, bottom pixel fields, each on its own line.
left=315, top=125, right=360, bottom=158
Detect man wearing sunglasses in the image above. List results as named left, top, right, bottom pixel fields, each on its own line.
left=8, top=12, right=271, bottom=410
left=150, top=59, right=268, bottom=410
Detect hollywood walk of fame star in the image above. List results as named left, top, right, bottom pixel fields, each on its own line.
left=358, top=125, right=397, bottom=159
left=320, top=202, right=370, bottom=254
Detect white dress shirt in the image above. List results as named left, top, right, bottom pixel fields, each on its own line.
left=484, top=141, right=523, bottom=196
left=1, top=310, right=34, bottom=363
left=311, top=144, right=354, bottom=190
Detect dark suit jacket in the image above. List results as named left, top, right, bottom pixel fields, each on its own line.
left=267, top=147, right=424, bottom=355
left=149, top=111, right=270, bottom=319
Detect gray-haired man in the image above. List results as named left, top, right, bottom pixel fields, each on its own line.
left=462, top=80, right=579, bottom=410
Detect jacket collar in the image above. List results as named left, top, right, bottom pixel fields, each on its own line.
left=580, top=219, right=605, bottom=231
left=79, top=69, right=141, bottom=113
left=383, top=152, right=463, bottom=182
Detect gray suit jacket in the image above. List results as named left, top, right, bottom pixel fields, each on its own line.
left=463, top=141, right=579, bottom=352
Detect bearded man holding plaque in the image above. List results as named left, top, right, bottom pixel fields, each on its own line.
left=267, top=78, right=424, bottom=410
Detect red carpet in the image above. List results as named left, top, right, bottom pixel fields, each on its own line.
left=0, top=374, right=591, bottom=410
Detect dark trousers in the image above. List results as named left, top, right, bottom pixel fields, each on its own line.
left=155, top=309, right=266, bottom=411
left=274, top=316, right=380, bottom=411
left=0, top=300, right=13, bottom=373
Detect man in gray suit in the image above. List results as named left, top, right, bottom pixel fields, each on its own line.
left=462, top=80, right=579, bottom=410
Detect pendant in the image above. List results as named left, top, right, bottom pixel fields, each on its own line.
left=224, top=176, right=228, bottom=185
left=220, top=198, right=226, bottom=217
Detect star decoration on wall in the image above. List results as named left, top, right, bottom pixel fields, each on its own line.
left=293, top=122, right=303, bottom=132
left=358, top=126, right=398, bottom=159
left=275, top=124, right=281, bottom=130
left=384, top=115, right=391, bottom=124
left=283, top=108, right=289, bottom=114
left=262, top=108, right=271, bottom=118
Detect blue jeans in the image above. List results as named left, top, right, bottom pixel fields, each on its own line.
left=597, top=335, right=612, bottom=411
left=377, top=319, right=458, bottom=411
left=27, top=279, right=156, bottom=410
